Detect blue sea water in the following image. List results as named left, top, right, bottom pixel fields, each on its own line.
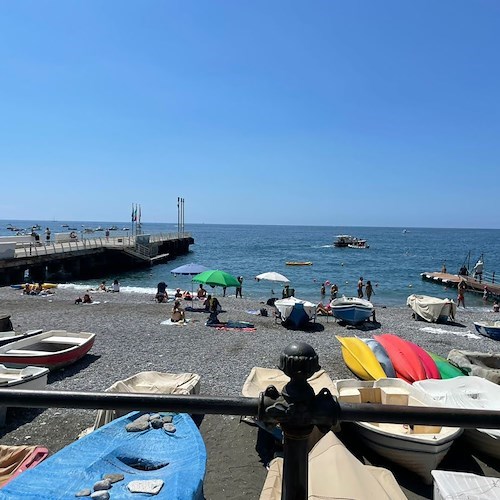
left=2, top=220, right=499, bottom=307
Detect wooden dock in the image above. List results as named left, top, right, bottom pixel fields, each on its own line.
left=0, top=233, right=194, bottom=285
left=421, top=271, right=500, bottom=300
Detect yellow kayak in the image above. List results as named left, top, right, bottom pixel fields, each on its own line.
left=336, top=336, right=387, bottom=381
left=21, top=283, right=58, bottom=290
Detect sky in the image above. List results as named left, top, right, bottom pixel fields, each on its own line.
left=0, top=1, right=499, bottom=228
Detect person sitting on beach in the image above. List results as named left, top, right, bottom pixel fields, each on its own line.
left=206, top=296, right=221, bottom=325
left=204, top=294, right=212, bottom=311
left=316, top=302, right=332, bottom=316
left=197, top=284, right=207, bottom=299
left=171, top=300, right=185, bottom=323
left=98, top=281, right=107, bottom=291
left=83, top=293, right=93, bottom=304
left=183, top=290, right=192, bottom=301
left=155, top=282, right=168, bottom=303
left=174, top=288, right=183, bottom=299
left=23, top=284, right=32, bottom=295
left=112, top=279, right=120, bottom=292
left=493, top=301, right=499, bottom=313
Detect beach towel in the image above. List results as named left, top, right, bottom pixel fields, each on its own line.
left=206, top=321, right=255, bottom=331
left=160, top=319, right=191, bottom=326
left=184, top=306, right=209, bottom=313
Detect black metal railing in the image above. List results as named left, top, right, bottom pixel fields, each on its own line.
left=1, top=342, right=500, bottom=500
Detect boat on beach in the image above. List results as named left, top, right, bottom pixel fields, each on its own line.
left=0, top=445, right=48, bottom=488
left=407, top=294, right=456, bottom=323
left=0, top=411, right=207, bottom=499
left=0, top=330, right=96, bottom=370
left=330, top=296, right=374, bottom=325
left=447, top=349, right=500, bottom=384
left=274, top=296, right=317, bottom=328
left=473, top=320, right=500, bottom=340
left=415, top=376, right=500, bottom=461
left=432, top=470, right=500, bottom=500
left=333, top=378, right=463, bottom=484
left=0, top=365, right=49, bottom=426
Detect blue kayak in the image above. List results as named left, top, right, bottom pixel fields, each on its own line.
left=0, top=411, right=206, bottom=499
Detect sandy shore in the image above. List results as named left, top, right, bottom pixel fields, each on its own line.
left=0, top=286, right=499, bottom=499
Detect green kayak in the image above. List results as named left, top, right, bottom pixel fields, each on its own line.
left=427, top=351, right=467, bottom=379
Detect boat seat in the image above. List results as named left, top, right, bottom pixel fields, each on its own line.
left=40, top=336, right=86, bottom=345
left=5, top=349, right=53, bottom=356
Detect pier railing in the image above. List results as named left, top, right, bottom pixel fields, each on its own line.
left=0, top=342, right=499, bottom=500
left=14, top=232, right=191, bottom=259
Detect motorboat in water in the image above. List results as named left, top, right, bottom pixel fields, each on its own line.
left=473, top=320, right=500, bottom=341
left=407, top=294, right=456, bottom=323
left=274, top=297, right=316, bottom=328
left=330, top=296, right=374, bottom=325
left=415, top=376, right=500, bottom=461
left=0, top=330, right=96, bottom=370
left=334, top=235, right=356, bottom=247
left=348, top=239, right=370, bottom=249
left=333, top=378, right=463, bottom=484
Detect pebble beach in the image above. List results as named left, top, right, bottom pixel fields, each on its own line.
left=0, top=285, right=499, bottom=499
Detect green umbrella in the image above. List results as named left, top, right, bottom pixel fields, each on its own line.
left=192, top=270, right=240, bottom=288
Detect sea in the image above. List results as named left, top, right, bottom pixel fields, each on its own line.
left=2, top=220, right=499, bottom=308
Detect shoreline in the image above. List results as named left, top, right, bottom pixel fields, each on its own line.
left=0, top=286, right=499, bottom=499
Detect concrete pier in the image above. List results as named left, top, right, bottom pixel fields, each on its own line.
left=0, top=233, right=194, bottom=285
left=421, top=271, right=500, bottom=300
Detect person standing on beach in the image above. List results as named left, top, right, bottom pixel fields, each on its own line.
left=45, top=227, right=51, bottom=243
left=365, top=280, right=374, bottom=302
left=357, top=277, right=364, bottom=299
left=236, top=276, right=243, bottom=298
left=457, top=279, right=466, bottom=308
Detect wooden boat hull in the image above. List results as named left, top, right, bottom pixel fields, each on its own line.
left=331, top=297, right=373, bottom=325
left=0, top=330, right=95, bottom=370
left=0, top=411, right=206, bottom=499
left=336, top=336, right=386, bottom=380
left=334, top=378, right=462, bottom=484
left=473, top=321, right=500, bottom=341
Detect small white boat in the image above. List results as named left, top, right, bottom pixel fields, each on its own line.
left=415, top=376, right=500, bottom=461
left=0, top=365, right=49, bottom=426
left=274, top=297, right=316, bottom=328
left=0, top=329, right=43, bottom=348
left=432, top=470, right=500, bottom=500
left=407, top=294, right=456, bottom=323
left=260, top=431, right=407, bottom=500
left=473, top=320, right=500, bottom=341
left=330, top=296, right=374, bottom=325
left=333, top=378, right=463, bottom=484
left=348, top=239, right=370, bottom=249
left=0, top=330, right=96, bottom=370
left=447, top=349, right=500, bottom=384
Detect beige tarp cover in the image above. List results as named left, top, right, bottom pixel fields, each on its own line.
left=92, top=371, right=201, bottom=430
left=259, top=431, right=407, bottom=500
left=0, top=445, right=41, bottom=487
left=242, top=367, right=335, bottom=397
left=406, top=294, right=456, bottom=323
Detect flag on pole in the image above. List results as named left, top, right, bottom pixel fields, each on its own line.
left=131, top=203, right=135, bottom=222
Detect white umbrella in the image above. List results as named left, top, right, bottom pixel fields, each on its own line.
left=255, top=272, right=290, bottom=283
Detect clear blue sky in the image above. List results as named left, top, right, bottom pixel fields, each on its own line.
left=1, top=1, right=499, bottom=228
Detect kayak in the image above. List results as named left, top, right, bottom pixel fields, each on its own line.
left=361, top=338, right=396, bottom=378
left=405, top=341, right=441, bottom=379
left=336, top=336, right=386, bottom=380
left=427, top=351, right=465, bottom=379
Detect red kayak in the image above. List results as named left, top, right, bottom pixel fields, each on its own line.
left=405, top=340, right=441, bottom=379
left=374, top=334, right=427, bottom=383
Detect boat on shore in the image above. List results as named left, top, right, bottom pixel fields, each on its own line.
left=407, top=294, right=456, bottom=323
left=0, top=411, right=207, bottom=499
left=330, top=296, right=374, bottom=325
left=274, top=297, right=317, bottom=328
left=333, top=378, right=463, bottom=484
left=0, top=330, right=96, bottom=370
left=447, top=349, right=500, bottom=384
left=473, top=320, right=500, bottom=341
left=432, top=470, right=500, bottom=500
left=0, top=445, right=48, bottom=488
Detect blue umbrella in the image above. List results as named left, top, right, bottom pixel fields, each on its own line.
left=170, top=263, right=209, bottom=276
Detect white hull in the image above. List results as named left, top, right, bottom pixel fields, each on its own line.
left=432, top=470, right=500, bottom=499
left=334, top=378, right=462, bottom=484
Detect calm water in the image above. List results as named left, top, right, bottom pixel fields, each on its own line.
left=2, top=220, right=499, bottom=306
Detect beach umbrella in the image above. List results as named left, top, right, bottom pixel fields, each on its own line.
left=170, top=263, right=209, bottom=276
left=192, top=270, right=240, bottom=288
left=255, top=272, right=290, bottom=284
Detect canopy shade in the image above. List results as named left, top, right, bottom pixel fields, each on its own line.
left=255, top=272, right=290, bottom=284
left=170, top=263, right=209, bottom=276
left=192, top=270, right=240, bottom=288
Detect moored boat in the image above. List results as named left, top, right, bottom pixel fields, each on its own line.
left=473, top=320, right=500, bottom=341
left=432, top=470, right=500, bottom=500
left=285, top=261, right=312, bottom=266
left=0, top=330, right=95, bottom=370
left=348, top=239, right=370, bottom=249
left=333, top=378, right=463, bottom=483
left=0, top=411, right=207, bottom=499
left=334, top=234, right=356, bottom=247
left=330, top=296, right=374, bottom=325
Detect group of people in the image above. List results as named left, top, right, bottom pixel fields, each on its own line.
left=319, top=278, right=374, bottom=302
left=169, top=286, right=222, bottom=324
left=23, top=283, right=54, bottom=296
left=75, top=293, right=93, bottom=304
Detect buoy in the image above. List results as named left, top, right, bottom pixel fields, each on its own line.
left=408, top=284, right=413, bottom=287
left=345, top=281, right=349, bottom=284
